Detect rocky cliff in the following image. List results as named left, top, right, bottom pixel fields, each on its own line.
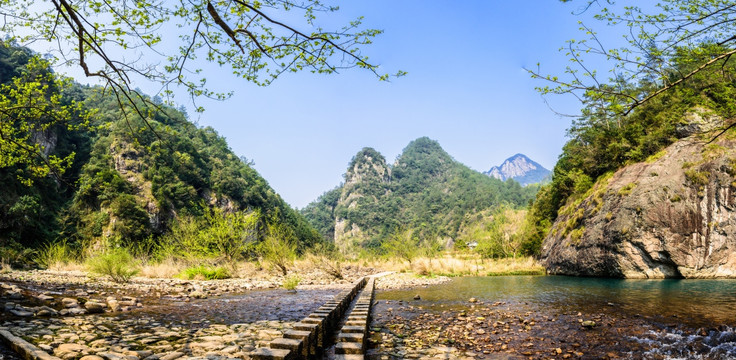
left=303, top=137, right=540, bottom=251
left=333, top=147, right=391, bottom=247
left=485, top=154, right=550, bottom=186
left=541, top=120, right=736, bottom=278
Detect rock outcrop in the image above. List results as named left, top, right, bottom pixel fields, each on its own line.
left=541, top=125, right=736, bottom=278
left=484, top=154, right=550, bottom=186
left=333, top=147, right=390, bottom=249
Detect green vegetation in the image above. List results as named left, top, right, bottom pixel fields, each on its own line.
left=525, top=1, right=736, bottom=254
left=282, top=274, right=301, bottom=291
left=0, top=43, right=323, bottom=268
left=86, top=248, right=139, bottom=283
left=34, top=241, right=77, bottom=270
left=178, top=265, right=231, bottom=280
left=303, top=138, right=539, bottom=254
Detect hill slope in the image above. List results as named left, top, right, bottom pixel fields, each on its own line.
left=0, top=44, right=320, bottom=254
left=302, top=137, right=539, bottom=250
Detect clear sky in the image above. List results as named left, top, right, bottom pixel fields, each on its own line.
left=46, top=1, right=608, bottom=208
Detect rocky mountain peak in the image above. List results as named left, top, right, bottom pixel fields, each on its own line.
left=484, top=153, right=550, bottom=186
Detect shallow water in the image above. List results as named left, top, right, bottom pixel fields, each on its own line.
left=378, top=276, right=736, bottom=327
left=376, top=276, right=736, bottom=359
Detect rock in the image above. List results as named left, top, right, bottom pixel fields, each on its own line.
left=81, top=356, right=105, bottom=360
left=541, top=130, right=736, bottom=278
left=676, top=107, right=723, bottom=137
left=581, top=320, right=596, bottom=328
left=189, top=291, right=207, bottom=299
left=61, top=298, right=79, bottom=308
left=35, top=306, right=58, bottom=317
left=9, top=309, right=33, bottom=317
left=37, top=294, right=55, bottom=302
left=469, top=298, right=478, bottom=303
left=54, top=343, right=90, bottom=358
left=107, top=299, right=120, bottom=312
left=413, top=294, right=421, bottom=300
left=159, top=352, right=184, bottom=360
left=85, top=301, right=106, bottom=313
left=7, top=291, right=24, bottom=300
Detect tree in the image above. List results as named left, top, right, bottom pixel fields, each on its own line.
left=0, top=54, right=89, bottom=185
left=1, top=1, right=402, bottom=184
left=1, top=0, right=402, bottom=111
left=531, top=0, right=736, bottom=131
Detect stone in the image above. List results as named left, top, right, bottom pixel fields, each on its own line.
left=9, top=309, right=33, bottom=317
left=189, top=291, right=207, bottom=299
left=61, top=298, right=79, bottom=308
left=468, top=298, right=478, bottom=303
left=85, top=301, right=106, bottom=313
left=413, top=294, right=421, bottom=300
left=81, top=356, right=105, bottom=360
left=35, top=306, right=58, bottom=317
left=54, top=343, right=90, bottom=358
left=107, top=299, right=120, bottom=312
left=581, top=320, right=596, bottom=328
left=159, top=352, right=184, bottom=360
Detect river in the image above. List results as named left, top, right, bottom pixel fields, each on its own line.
left=371, top=276, right=736, bottom=359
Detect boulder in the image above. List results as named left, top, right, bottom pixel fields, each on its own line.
left=85, top=301, right=106, bottom=313
left=541, top=132, right=736, bottom=278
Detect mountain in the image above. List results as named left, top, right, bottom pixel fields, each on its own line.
left=302, top=137, right=539, bottom=250
left=484, top=154, right=550, bottom=186
left=0, top=44, right=321, bottom=252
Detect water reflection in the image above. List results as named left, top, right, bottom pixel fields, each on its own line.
left=378, top=276, right=736, bottom=327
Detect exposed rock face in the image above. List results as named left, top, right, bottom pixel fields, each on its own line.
left=541, top=132, right=736, bottom=278
left=485, top=154, right=550, bottom=186
left=333, top=148, right=390, bottom=249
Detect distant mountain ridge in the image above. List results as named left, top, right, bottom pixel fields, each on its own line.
left=484, top=154, right=550, bottom=186
left=301, top=137, right=540, bottom=249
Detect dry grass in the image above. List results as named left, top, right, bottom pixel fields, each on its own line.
left=138, top=258, right=187, bottom=278
left=350, top=253, right=544, bottom=277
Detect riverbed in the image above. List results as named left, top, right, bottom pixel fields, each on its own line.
left=368, top=276, right=736, bottom=359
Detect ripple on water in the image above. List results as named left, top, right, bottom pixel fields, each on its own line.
left=114, top=288, right=341, bottom=324
left=629, top=327, right=736, bottom=359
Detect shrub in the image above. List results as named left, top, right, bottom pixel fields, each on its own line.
left=178, top=265, right=231, bottom=280
left=86, top=248, right=139, bottom=283
left=260, top=223, right=297, bottom=275
left=35, top=241, right=76, bottom=269
left=282, top=274, right=301, bottom=291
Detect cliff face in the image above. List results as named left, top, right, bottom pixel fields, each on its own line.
left=333, top=148, right=391, bottom=248
left=485, top=154, right=550, bottom=186
left=541, top=127, right=736, bottom=278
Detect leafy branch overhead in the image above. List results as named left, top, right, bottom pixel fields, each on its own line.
left=1, top=0, right=403, bottom=111
left=530, top=0, right=736, bottom=119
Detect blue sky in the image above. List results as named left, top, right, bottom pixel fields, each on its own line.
left=46, top=1, right=611, bottom=208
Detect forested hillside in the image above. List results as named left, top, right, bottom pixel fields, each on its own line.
left=0, top=44, right=320, bottom=262
left=302, top=137, right=539, bottom=252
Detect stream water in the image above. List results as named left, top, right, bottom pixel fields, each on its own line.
left=376, top=276, right=736, bottom=359
left=379, top=276, right=736, bottom=327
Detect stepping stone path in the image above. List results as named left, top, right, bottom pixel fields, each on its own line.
left=250, top=276, right=377, bottom=360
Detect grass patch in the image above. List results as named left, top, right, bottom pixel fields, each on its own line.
left=282, top=274, right=301, bottom=290
left=178, top=265, right=231, bottom=280
left=487, top=269, right=546, bottom=276
left=618, top=182, right=637, bottom=196
left=86, top=248, right=139, bottom=283
left=35, top=241, right=76, bottom=270
left=646, top=150, right=667, bottom=163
